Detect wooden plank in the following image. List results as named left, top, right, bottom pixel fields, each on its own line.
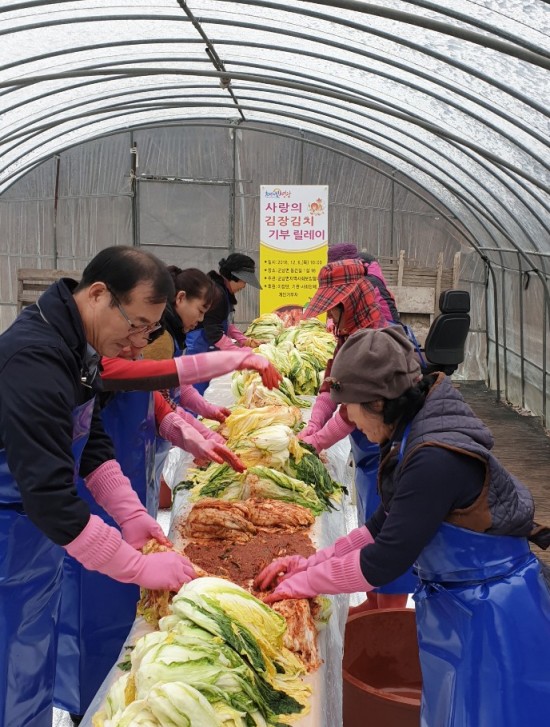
left=452, top=252, right=461, bottom=288
left=393, top=286, right=435, bottom=314
left=17, top=268, right=82, bottom=311
left=397, top=250, right=405, bottom=287
left=17, top=268, right=81, bottom=282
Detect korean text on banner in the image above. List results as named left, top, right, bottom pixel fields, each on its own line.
left=259, top=185, right=328, bottom=315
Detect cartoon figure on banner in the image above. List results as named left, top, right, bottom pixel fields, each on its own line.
left=309, top=198, right=325, bottom=216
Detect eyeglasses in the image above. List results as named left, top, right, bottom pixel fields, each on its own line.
left=106, top=286, right=162, bottom=336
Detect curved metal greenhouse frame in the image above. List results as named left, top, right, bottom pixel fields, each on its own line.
left=0, top=0, right=549, bottom=419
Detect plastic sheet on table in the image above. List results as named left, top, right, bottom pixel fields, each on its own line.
left=166, top=382, right=355, bottom=727
left=82, top=381, right=355, bottom=727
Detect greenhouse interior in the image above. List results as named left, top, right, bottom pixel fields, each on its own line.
left=0, top=2, right=549, bottom=727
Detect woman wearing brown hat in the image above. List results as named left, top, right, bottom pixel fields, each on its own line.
left=300, top=259, right=415, bottom=610
left=256, top=325, right=550, bottom=726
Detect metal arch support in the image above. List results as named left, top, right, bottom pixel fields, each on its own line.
left=1, top=38, right=548, bottom=173
left=2, top=0, right=549, bottom=68
left=0, top=98, right=543, bottom=275
left=10, top=83, right=547, bottom=254
left=2, top=93, right=547, bottom=293
left=1, top=67, right=547, bottom=196
left=0, top=11, right=548, bottom=118
left=311, top=0, right=550, bottom=57
left=172, top=0, right=245, bottom=121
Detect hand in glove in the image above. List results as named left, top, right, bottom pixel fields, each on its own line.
left=244, top=337, right=263, bottom=348
left=85, top=460, right=170, bottom=549
left=298, top=392, right=338, bottom=439
left=192, top=440, right=245, bottom=471
left=178, top=385, right=231, bottom=422
left=239, top=353, right=282, bottom=389
left=175, top=349, right=277, bottom=388
left=159, top=412, right=245, bottom=472
left=253, top=555, right=309, bottom=591
left=256, top=526, right=373, bottom=590
left=65, top=515, right=196, bottom=590
left=263, top=549, right=372, bottom=604
left=175, top=406, right=226, bottom=444
left=206, top=405, right=231, bottom=423
left=216, top=333, right=240, bottom=351
left=227, top=323, right=248, bottom=346
left=299, top=411, right=355, bottom=453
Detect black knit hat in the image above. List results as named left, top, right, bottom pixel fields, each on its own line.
left=219, top=253, right=262, bottom=289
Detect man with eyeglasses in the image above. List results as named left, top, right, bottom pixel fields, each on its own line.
left=0, top=245, right=260, bottom=727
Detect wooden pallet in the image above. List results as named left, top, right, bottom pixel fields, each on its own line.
left=376, top=251, right=461, bottom=343
left=17, top=268, right=82, bottom=311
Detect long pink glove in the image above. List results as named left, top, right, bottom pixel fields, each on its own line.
left=159, top=411, right=245, bottom=472
left=300, top=411, right=355, bottom=453
left=308, top=524, right=374, bottom=566
left=299, top=392, right=338, bottom=439
left=85, top=460, right=169, bottom=549
left=254, top=525, right=373, bottom=591
left=175, top=351, right=281, bottom=389
left=175, top=406, right=226, bottom=444
left=227, top=323, right=248, bottom=346
left=216, top=333, right=239, bottom=350
left=65, top=514, right=196, bottom=589
left=178, top=385, right=230, bottom=423
left=264, top=549, right=372, bottom=603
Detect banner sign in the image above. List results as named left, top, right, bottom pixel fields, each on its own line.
left=259, top=185, right=328, bottom=315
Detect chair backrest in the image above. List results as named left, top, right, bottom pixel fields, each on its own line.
left=423, top=290, right=470, bottom=372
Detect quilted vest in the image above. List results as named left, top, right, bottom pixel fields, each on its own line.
left=379, top=374, right=535, bottom=536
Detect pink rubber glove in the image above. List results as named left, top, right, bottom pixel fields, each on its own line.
left=178, top=385, right=230, bottom=422
left=254, top=555, right=309, bottom=591
left=240, top=353, right=282, bottom=390
left=307, top=525, right=374, bottom=567
left=175, top=406, right=226, bottom=444
left=216, top=333, right=240, bottom=351
left=227, top=323, right=248, bottom=346
left=85, top=460, right=169, bottom=549
left=174, top=350, right=251, bottom=385
left=64, top=514, right=196, bottom=589
left=159, top=412, right=245, bottom=472
left=175, top=350, right=280, bottom=389
left=300, top=411, right=355, bottom=453
left=256, top=526, right=373, bottom=590
left=263, top=549, right=372, bottom=603
left=299, top=392, right=338, bottom=439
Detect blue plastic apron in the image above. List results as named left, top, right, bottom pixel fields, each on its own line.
left=54, top=391, right=155, bottom=716
left=152, top=337, right=185, bottom=515
left=350, top=428, right=418, bottom=594
left=0, top=398, right=95, bottom=727
left=185, top=287, right=231, bottom=396
left=414, top=522, right=550, bottom=726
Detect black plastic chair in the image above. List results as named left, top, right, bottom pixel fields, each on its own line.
left=422, top=290, right=471, bottom=375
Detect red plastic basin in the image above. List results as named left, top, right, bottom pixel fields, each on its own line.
left=342, top=608, right=422, bottom=727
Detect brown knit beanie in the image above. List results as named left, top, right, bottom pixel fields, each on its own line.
left=329, top=326, right=422, bottom=403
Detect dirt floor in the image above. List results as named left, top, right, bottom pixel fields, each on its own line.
left=459, top=381, right=550, bottom=566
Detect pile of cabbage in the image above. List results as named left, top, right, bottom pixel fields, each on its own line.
left=180, top=405, right=344, bottom=513
left=93, top=578, right=310, bottom=726
left=236, top=317, right=336, bottom=399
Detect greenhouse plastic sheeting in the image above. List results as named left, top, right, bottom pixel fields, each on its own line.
left=1, top=3, right=549, bottom=415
